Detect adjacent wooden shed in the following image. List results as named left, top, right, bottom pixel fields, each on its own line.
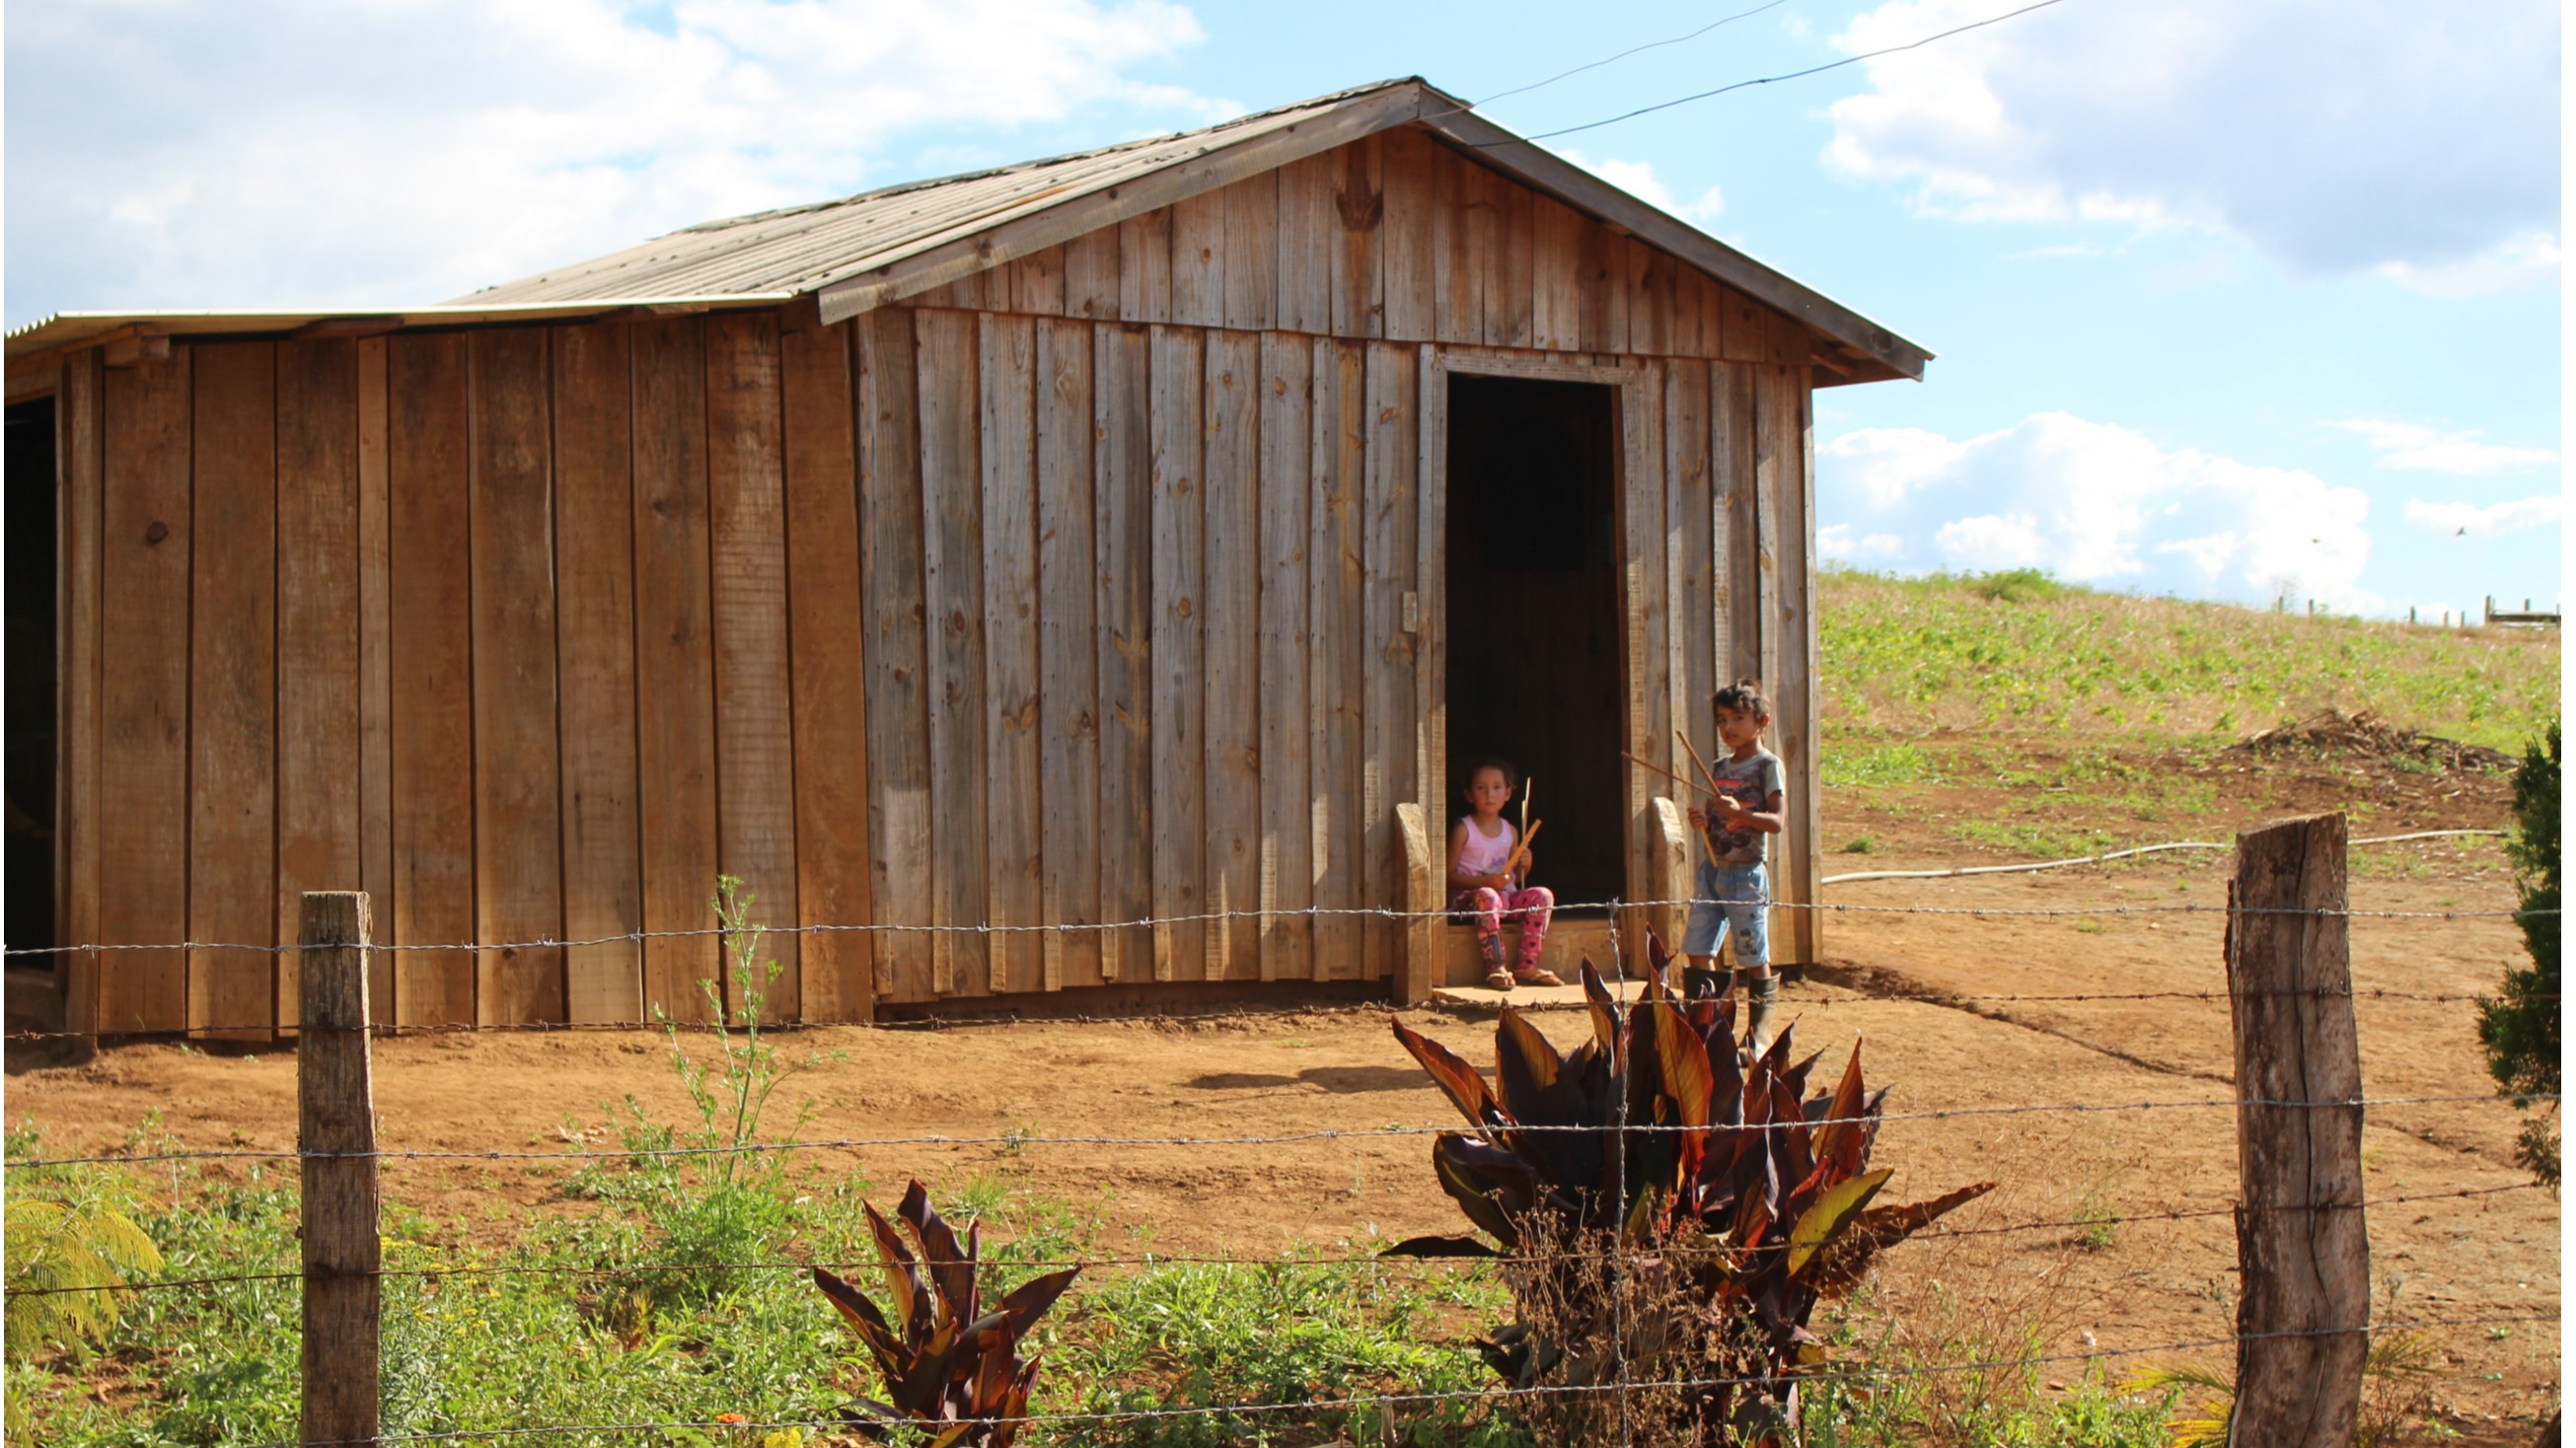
left=5, top=78, right=1929, bottom=1036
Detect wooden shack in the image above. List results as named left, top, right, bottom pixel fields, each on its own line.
left=4, top=78, right=1928, bottom=1036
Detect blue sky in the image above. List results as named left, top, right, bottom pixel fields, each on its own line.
left=8, top=0, right=2561, bottom=618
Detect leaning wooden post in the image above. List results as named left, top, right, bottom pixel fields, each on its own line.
left=2226, top=814, right=2369, bottom=1448
left=300, top=892, right=380, bottom=1447
left=1394, top=803, right=1436, bottom=1005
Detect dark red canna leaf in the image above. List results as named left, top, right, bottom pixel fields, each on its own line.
left=863, top=1201, right=932, bottom=1343
left=1494, top=1007, right=1565, bottom=1119
left=1391, top=1017, right=1504, bottom=1132
left=901, top=1180, right=979, bottom=1329
left=994, top=1267, right=1080, bottom=1344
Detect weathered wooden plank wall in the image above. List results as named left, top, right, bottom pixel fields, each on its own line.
left=57, top=120, right=1837, bottom=1033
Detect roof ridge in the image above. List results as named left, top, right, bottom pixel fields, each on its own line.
left=663, top=76, right=1428, bottom=240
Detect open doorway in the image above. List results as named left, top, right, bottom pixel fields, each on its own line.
left=5, top=398, right=58, bottom=969
left=1444, top=375, right=1624, bottom=909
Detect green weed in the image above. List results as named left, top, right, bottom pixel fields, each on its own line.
left=1822, top=743, right=1943, bottom=787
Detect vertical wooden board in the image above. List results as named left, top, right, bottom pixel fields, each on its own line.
left=55, top=351, right=104, bottom=1038
left=1774, top=370, right=1821, bottom=964
left=1378, top=127, right=1436, bottom=342
left=1170, top=189, right=1225, bottom=327
left=1118, top=208, right=1172, bottom=325
left=1670, top=268, right=1708, bottom=359
left=1064, top=228, right=1121, bottom=321
left=1717, top=286, right=1767, bottom=365
left=917, top=308, right=990, bottom=994
left=978, top=313, right=1045, bottom=994
left=1578, top=223, right=1625, bottom=355
left=1432, top=150, right=1477, bottom=345
left=1013, top=247, right=1067, bottom=318
left=188, top=342, right=277, bottom=1039
left=1498, top=180, right=1535, bottom=349
left=1274, top=152, right=1335, bottom=334
left=1309, top=340, right=1367, bottom=980
left=1361, top=343, right=1419, bottom=980
left=1256, top=334, right=1313, bottom=981
left=97, top=351, right=191, bottom=1032
left=706, top=312, right=801, bottom=1018
left=1222, top=173, right=1279, bottom=332
left=1416, top=348, right=1448, bottom=888
left=273, top=338, right=361, bottom=1033
left=466, top=328, right=565, bottom=1026
left=355, top=338, right=395, bottom=1021
left=387, top=334, right=477, bottom=1026
left=970, top=264, right=1017, bottom=314
left=1465, top=163, right=1501, bottom=347
left=1664, top=362, right=1718, bottom=770
left=1330, top=136, right=1385, bottom=339
left=1146, top=326, right=1207, bottom=980
left=1631, top=245, right=1672, bottom=358
left=857, top=311, right=936, bottom=1003
left=1093, top=325, right=1155, bottom=980
left=1714, top=363, right=1762, bottom=684
left=1750, top=366, right=1786, bottom=810
left=780, top=322, right=872, bottom=1019
left=1035, top=319, right=1102, bottom=987
left=1617, top=365, right=1668, bottom=937
left=1530, top=195, right=1582, bottom=352
left=552, top=323, right=645, bottom=1025
left=629, top=318, right=724, bottom=1022
left=1202, top=330, right=1262, bottom=980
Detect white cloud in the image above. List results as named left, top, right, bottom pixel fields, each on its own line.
left=5, top=0, right=1217, bottom=322
left=1818, top=411, right=2378, bottom=611
left=2402, top=496, right=2563, bottom=539
left=2326, top=419, right=2558, bottom=474
left=1555, top=149, right=1677, bottom=213
left=1818, top=524, right=1904, bottom=563
left=1822, top=0, right=2560, bottom=286
left=1680, top=186, right=1727, bottom=223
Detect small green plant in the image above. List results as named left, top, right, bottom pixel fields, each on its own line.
left=3, top=1137, right=164, bottom=1361
left=2072, top=1189, right=2119, bottom=1252
left=2478, top=720, right=2559, bottom=1188
left=812, top=1179, right=1079, bottom=1447
left=570, top=875, right=836, bottom=1305
left=2122, top=1330, right=2447, bottom=1448
left=1838, top=837, right=1877, bottom=855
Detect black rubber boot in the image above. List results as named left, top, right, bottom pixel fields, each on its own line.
left=1745, top=974, right=1781, bottom=1054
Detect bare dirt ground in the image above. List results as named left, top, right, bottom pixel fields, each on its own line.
left=7, top=737, right=2558, bottom=1442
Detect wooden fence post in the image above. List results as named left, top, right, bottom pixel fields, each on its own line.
left=2226, top=814, right=2369, bottom=1448
left=300, top=891, right=380, bottom=1447
left=1395, top=803, right=1435, bottom=1005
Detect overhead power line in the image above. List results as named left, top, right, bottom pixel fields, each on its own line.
left=1509, top=0, right=2076, bottom=143
left=1468, top=0, right=1793, bottom=110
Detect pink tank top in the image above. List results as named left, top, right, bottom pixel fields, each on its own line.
left=1456, top=818, right=1517, bottom=879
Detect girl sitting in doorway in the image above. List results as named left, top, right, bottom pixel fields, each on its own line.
left=1448, top=756, right=1563, bottom=989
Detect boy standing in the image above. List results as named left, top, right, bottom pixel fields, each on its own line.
left=1683, top=681, right=1787, bottom=1051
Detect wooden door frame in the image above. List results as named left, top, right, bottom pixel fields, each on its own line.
left=1427, top=346, right=1662, bottom=942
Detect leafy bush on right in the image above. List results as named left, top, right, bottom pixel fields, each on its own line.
left=2478, top=719, right=2559, bottom=1187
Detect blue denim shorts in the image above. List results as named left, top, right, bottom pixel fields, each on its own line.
left=1682, top=860, right=1768, bottom=967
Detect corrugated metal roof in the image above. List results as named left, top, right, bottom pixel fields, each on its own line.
left=454, top=82, right=1404, bottom=306
left=9, top=78, right=1931, bottom=381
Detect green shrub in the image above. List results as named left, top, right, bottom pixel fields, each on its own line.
left=2478, top=720, right=2560, bottom=1187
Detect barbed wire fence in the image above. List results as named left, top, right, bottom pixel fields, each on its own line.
left=4, top=817, right=2557, bottom=1445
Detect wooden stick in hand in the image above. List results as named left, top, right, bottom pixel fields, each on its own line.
left=1501, top=819, right=1543, bottom=882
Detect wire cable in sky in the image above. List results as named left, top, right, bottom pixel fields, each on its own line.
left=1514, top=0, right=2075, bottom=143
left=1469, top=0, right=1793, bottom=109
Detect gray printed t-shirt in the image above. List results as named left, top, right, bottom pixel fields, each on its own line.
left=1704, top=748, right=1785, bottom=865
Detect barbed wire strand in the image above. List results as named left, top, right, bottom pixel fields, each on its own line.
left=11, top=1179, right=2542, bottom=1301
left=9, top=1091, right=2552, bottom=1172
left=231, top=1312, right=2561, bottom=1448
left=3, top=891, right=2550, bottom=962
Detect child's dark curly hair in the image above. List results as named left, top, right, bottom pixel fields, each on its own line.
left=1713, top=678, right=1771, bottom=719
left=1456, top=754, right=1519, bottom=797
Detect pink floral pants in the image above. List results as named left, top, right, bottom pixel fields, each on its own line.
left=1449, top=886, right=1555, bottom=971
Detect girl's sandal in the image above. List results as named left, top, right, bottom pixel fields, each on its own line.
left=1511, top=967, right=1566, bottom=987
left=1485, top=969, right=1515, bottom=990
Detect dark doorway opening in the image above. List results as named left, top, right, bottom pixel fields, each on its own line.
left=6, top=398, right=58, bottom=968
left=1444, top=376, right=1624, bottom=909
